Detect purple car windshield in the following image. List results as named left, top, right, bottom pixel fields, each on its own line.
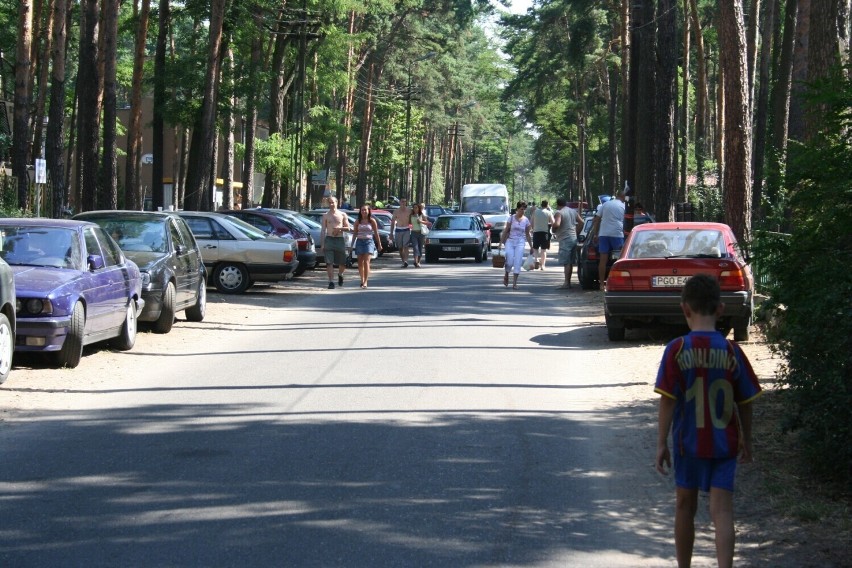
left=0, top=226, right=80, bottom=269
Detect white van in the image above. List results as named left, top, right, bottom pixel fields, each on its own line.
left=460, top=183, right=510, bottom=243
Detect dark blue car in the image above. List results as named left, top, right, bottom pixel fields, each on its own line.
left=0, top=218, right=144, bottom=368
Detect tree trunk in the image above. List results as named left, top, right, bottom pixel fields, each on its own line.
left=619, top=0, right=630, bottom=188
left=788, top=0, right=810, bottom=141
left=31, top=0, right=54, bottom=164
left=177, top=127, right=189, bottom=208
left=76, top=0, right=100, bottom=212
left=183, top=0, right=226, bottom=211
left=46, top=0, right=69, bottom=218
left=690, top=0, right=709, bottom=189
left=262, top=15, right=289, bottom=208
left=125, top=0, right=150, bottom=210
left=13, top=0, right=34, bottom=210
left=654, top=0, right=677, bottom=222
left=719, top=0, right=754, bottom=242
left=752, top=0, right=777, bottom=220
left=100, top=0, right=119, bottom=210
left=355, top=61, right=378, bottom=206
left=747, top=0, right=762, bottom=111
left=151, top=0, right=169, bottom=210
left=631, top=0, right=655, bottom=227
left=806, top=0, right=843, bottom=138
left=680, top=0, right=690, bottom=202
left=767, top=0, right=797, bottom=203
left=222, top=46, right=235, bottom=210
left=240, top=24, right=262, bottom=209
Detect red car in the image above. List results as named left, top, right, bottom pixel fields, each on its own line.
left=603, top=222, right=754, bottom=341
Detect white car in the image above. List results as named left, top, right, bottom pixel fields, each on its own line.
left=178, top=211, right=299, bottom=294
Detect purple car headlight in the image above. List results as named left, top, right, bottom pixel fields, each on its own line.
left=17, top=298, right=54, bottom=315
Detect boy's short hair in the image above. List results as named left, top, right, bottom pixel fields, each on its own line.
left=556, top=198, right=567, bottom=207
left=681, top=273, right=721, bottom=316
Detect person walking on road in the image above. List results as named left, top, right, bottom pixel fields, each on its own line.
left=409, top=203, right=431, bottom=268
left=353, top=204, right=383, bottom=288
left=654, top=274, right=762, bottom=568
left=531, top=199, right=555, bottom=270
left=590, top=190, right=625, bottom=289
left=320, top=196, right=352, bottom=289
left=390, top=198, right=413, bottom=268
left=551, top=197, right=584, bottom=289
left=500, top=201, right=533, bottom=290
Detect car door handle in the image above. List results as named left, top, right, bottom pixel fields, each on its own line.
left=204, top=244, right=217, bottom=249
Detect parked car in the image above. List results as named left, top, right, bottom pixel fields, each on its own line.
left=0, top=257, right=15, bottom=383
left=0, top=218, right=144, bottom=368
left=603, top=222, right=754, bottom=341
left=424, top=213, right=490, bottom=263
left=177, top=211, right=299, bottom=294
left=576, top=213, right=654, bottom=290
left=269, top=209, right=325, bottom=264
left=74, top=211, right=206, bottom=333
left=219, top=209, right=317, bottom=276
left=425, top=205, right=448, bottom=224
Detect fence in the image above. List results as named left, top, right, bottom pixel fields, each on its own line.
left=0, top=173, right=56, bottom=217
left=750, top=230, right=789, bottom=295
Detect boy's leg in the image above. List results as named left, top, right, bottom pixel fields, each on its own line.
left=709, top=487, right=735, bottom=568
left=674, top=487, right=699, bottom=567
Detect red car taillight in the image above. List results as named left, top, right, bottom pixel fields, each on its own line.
left=719, top=268, right=746, bottom=289
left=606, top=270, right=633, bottom=291
left=283, top=250, right=296, bottom=263
left=587, top=246, right=598, bottom=261
left=297, top=238, right=308, bottom=251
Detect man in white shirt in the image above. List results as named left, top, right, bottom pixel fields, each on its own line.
left=531, top=200, right=555, bottom=270
left=551, top=197, right=584, bottom=288
left=590, top=191, right=625, bottom=288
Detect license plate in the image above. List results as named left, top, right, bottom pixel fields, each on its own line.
left=652, top=275, right=690, bottom=287
left=443, top=246, right=461, bottom=251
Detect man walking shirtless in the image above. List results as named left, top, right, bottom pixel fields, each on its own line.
left=390, top=198, right=413, bottom=267
left=321, top=197, right=351, bottom=289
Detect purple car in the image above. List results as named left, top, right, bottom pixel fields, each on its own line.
left=0, top=218, right=144, bottom=368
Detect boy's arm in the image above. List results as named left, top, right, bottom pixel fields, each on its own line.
left=656, top=394, right=676, bottom=474
left=738, top=401, right=754, bottom=464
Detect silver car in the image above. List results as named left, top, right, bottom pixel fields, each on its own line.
left=424, top=213, right=490, bottom=264
left=178, top=211, right=299, bottom=294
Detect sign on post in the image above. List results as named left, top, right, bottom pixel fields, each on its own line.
left=35, top=159, right=47, bottom=184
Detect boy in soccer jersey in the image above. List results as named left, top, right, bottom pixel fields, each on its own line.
left=654, top=274, right=762, bottom=568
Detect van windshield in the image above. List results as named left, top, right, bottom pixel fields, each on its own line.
left=462, top=196, right=507, bottom=215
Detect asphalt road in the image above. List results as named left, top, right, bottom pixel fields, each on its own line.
left=0, top=255, right=725, bottom=567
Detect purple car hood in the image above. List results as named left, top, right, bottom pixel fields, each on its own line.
left=11, top=265, right=86, bottom=296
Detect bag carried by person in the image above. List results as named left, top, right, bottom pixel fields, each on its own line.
left=420, top=224, right=430, bottom=236
left=492, top=245, right=506, bottom=268
left=523, top=254, right=536, bottom=271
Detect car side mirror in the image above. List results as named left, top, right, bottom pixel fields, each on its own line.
left=175, top=244, right=187, bottom=256
left=485, top=223, right=493, bottom=230
left=87, top=254, right=105, bottom=270
left=577, top=234, right=586, bottom=243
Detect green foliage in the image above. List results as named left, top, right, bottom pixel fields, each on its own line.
left=766, top=67, right=852, bottom=484
left=253, top=133, right=294, bottom=183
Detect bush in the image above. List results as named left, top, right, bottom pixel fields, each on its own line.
left=767, top=67, right=852, bottom=485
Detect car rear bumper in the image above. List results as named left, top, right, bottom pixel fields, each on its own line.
left=297, top=251, right=318, bottom=271
left=245, top=263, right=297, bottom=282
left=605, top=290, right=753, bottom=319
left=426, top=244, right=482, bottom=258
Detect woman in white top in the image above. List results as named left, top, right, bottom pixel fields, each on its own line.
left=353, top=205, right=383, bottom=288
left=409, top=203, right=432, bottom=268
left=500, top=201, right=533, bottom=289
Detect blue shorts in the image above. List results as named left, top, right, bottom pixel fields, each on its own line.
left=598, top=235, right=624, bottom=254
left=354, top=238, right=375, bottom=256
left=674, top=455, right=737, bottom=492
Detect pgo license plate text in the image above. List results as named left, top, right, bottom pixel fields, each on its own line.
left=443, top=246, right=461, bottom=251
left=652, top=275, right=690, bottom=287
